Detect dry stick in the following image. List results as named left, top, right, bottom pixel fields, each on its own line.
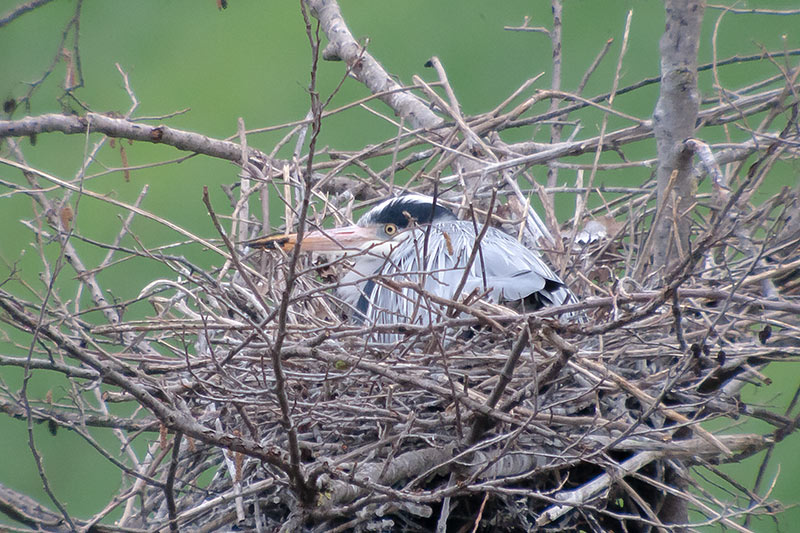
left=235, top=117, right=250, bottom=244
left=314, top=114, right=421, bottom=191
left=647, top=462, right=758, bottom=533
left=700, top=210, right=787, bottom=350
left=425, top=58, right=464, bottom=129
left=0, top=81, right=788, bottom=206
left=215, top=414, right=246, bottom=524
left=615, top=477, right=668, bottom=532
left=15, top=143, right=98, bottom=532
left=507, top=48, right=800, bottom=132
left=312, top=432, right=749, bottom=528
left=577, top=287, right=800, bottom=321
left=577, top=38, right=615, bottom=96
left=19, top=368, right=74, bottom=531
left=0, top=112, right=260, bottom=163
left=707, top=4, right=800, bottom=14
left=305, top=342, right=533, bottom=429
left=536, top=450, right=660, bottom=527
left=69, top=116, right=108, bottom=320
left=573, top=11, right=633, bottom=257
left=0, top=0, right=58, bottom=28
left=0, top=402, right=164, bottom=489
left=4, top=10, right=792, bottom=528
left=78, top=154, right=196, bottom=182
left=172, top=479, right=275, bottom=528
left=0, top=292, right=297, bottom=471
left=542, top=0, right=564, bottom=246
left=1, top=158, right=229, bottom=260
left=503, top=15, right=550, bottom=34
left=539, top=88, right=644, bottom=125
left=262, top=2, right=326, bottom=506
left=86, top=191, right=152, bottom=470
left=307, top=0, right=505, bottom=197
left=576, top=357, right=732, bottom=456
left=672, top=290, right=687, bottom=351
left=450, top=189, right=498, bottom=306
left=380, top=279, right=505, bottom=333
left=388, top=115, right=405, bottom=190
left=441, top=84, right=795, bottom=185
left=244, top=82, right=441, bottom=138
left=542, top=457, right=755, bottom=533
left=165, top=432, right=182, bottom=533
left=118, top=441, right=169, bottom=527
left=439, top=120, right=651, bottom=184
left=467, top=320, right=535, bottom=445
left=200, top=187, right=284, bottom=363
left=744, top=360, right=800, bottom=528
left=0, top=486, right=98, bottom=532
left=473, top=86, right=548, bottom=136
left=470, top=493, right=490, bottom=533
left=305, top=0, right=440, bottom=130
left=710, top=4, right=731, bottom=120
left=418, top=59, right=490, bottom=157
left=80, top=488, right=142, bottom=533
left=10, top=2, right=82, bottom=108
left=99, top=186, right=150, bottom=273
left=240, top=274, right=800, bottom=352
left=3, top=143, right=144, bottom=353
left=487, top=75, right=544, bottom=117
left=0, top=52, right=793, bottom=163
left=413, top=68, right=558, bottom=250
left=633, top=170, right=679, bottom=281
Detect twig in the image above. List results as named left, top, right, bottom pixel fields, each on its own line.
left=165, top=432, right=182, bottom=533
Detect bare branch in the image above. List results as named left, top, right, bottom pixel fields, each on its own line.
left=650, top=0, right=705, bottom=274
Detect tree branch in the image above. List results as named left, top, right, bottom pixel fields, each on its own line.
left=651, top=0, right=704, bottom=274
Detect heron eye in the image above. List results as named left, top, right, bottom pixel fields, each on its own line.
left=384, top=223, right=398, bottom=236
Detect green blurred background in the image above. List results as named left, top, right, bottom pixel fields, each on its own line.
left=1, top=1, right=798, bottom=529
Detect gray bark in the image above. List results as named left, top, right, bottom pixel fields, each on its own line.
left=651, top=0, right=704, bottom=276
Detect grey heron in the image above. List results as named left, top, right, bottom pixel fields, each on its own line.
left=247, top=194, right=575, bottom=331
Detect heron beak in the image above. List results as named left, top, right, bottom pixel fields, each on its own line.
left=245, top=225, right=379, bottom=253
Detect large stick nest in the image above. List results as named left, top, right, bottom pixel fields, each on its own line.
left=75, top=168, right=798, bottom=531
left=1, top=4, right=799, bottom=528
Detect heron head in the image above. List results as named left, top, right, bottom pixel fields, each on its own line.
left=245, top=194, right=456, bottom=257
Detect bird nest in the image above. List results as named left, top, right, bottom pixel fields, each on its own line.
left=4, top=2, right=800, bottom=531
left=73, top=179, right=799, bottom=532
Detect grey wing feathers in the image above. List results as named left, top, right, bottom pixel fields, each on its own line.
left=359, top=221, right=573, bottom=327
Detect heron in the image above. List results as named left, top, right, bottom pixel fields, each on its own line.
left=246, top=194, right=575, bottom=333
